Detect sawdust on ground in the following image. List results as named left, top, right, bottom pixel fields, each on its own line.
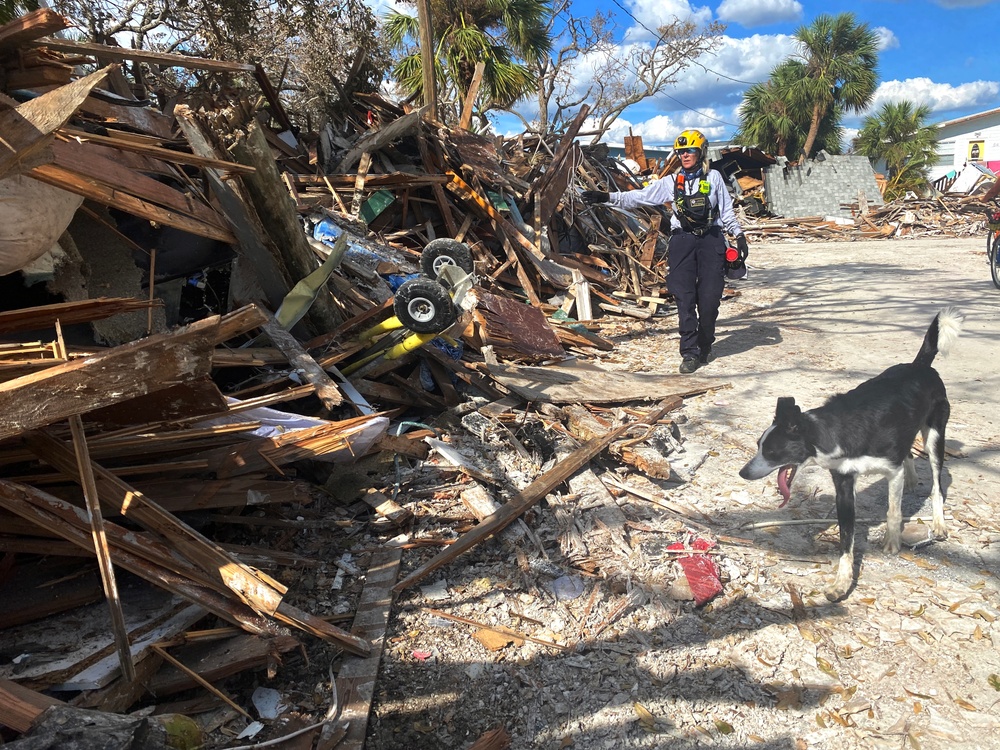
left=356, top=235, right=1000, bottom=750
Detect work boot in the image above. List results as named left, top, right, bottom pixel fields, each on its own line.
left=679, top=357, right=701, bottom=374
left=699, top=347, right=714, bottom=364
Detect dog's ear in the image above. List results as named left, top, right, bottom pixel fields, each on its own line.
left=775, top=397, right=802, bottom=432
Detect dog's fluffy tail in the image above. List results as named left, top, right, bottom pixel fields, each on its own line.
left=914, top=307, right=963, bottom=367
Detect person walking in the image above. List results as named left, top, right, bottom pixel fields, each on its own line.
left=581, top=129, right=748, bottom=373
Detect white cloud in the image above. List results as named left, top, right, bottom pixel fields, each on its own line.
left=871, top=78, right=1000, bottom=115
left=874, top=26, right=899, bottom=51
left=651, top=33, right=795, bottom=110
left=716, top=0, right=803, bottom=29
left=623, top=0, right=715, bottom=43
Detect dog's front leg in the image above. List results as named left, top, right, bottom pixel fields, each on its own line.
left=826, top=471, right=857, bottom=602
left=884, top=465, right=905, bottom=554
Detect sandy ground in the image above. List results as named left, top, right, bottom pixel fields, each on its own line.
left=364, top=234, right=1000, bottom=750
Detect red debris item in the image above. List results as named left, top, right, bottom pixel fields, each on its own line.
left=667, top=537, right=723, bottom=606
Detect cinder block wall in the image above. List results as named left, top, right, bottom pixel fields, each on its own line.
left=763, top=154, right=884, bottom=220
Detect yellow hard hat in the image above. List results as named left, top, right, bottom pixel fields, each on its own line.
left=674, top=129, right=707, bottom=152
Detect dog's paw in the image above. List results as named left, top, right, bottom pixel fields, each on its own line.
left=824, top=582, right=849, bottom=602
left=882, top=535, right=901, bottom=554
left=932, top=520, right=948, bottom=541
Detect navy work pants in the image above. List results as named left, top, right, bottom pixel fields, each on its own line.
left=666, top=227, right=726, bottom=360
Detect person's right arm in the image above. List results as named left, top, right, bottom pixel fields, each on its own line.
left=606, top=177, right=675, bottom=209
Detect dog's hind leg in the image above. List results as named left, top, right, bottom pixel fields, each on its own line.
left=826, top=471, right=857, bottom=601
left=925, top=400, right=950, bottom=540
left=903, top=454, right=918, bottom=492
left=884, top=465, right=905, bottom=554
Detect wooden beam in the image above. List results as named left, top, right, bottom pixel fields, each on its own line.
left=330, top=546, right=402, bottom=750
left=260, top=313, right=343, bottom=410
left=458, top=62, right=486, bottom=131
left=59, top=127, right=254, bottom=175
left=393, top=399, right=683, bottom=592
left=0, top=679, right=64, bottom=733
left=0, top=314, right=220, bottom=442
left=29, top=163, right=235, bottom=243
left=0, top=9, right=68, bottom=51
left=0, top=480, right=371, bottom=655
left=68, top=416, right=136, bottom=684
left=24, top=429, right=288, bottom=617
left=29, top=36, right=257, bottom=73
left=336, top=107, right=427, bottom=173
left=0, top=65, right=110, bottom=180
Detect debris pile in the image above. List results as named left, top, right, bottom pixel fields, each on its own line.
left=2, top=9, right=997, bottom=750
left=0, top=10, right=732, bottom=749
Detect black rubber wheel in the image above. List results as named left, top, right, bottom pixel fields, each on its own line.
left=420, top=239, right=474, bottom=279
left=991, top=232, right=1000, bottom=290
left=393, top=278, right=458, bottom=333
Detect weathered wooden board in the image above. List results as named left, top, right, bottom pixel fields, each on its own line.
left=487, top=363, right=719, bottom=404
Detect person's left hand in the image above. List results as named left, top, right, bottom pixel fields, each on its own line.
left=736, top=234, right=749, bottom=262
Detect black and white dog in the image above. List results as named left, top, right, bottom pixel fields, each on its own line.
left=740, top=308, right=963, bottom=601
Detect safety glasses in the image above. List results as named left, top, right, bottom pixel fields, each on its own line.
left=677, top=148, right=700, bottom=155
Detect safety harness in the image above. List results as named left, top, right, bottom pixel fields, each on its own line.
left=674, top=171, right=718, bottom=236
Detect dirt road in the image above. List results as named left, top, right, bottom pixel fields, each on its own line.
left=639, top=235, right=1000, bottom=748
left=369, top=235, right=1000, bottom=750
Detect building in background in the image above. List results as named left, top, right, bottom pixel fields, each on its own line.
left=930, top=106, right=1000, bottom=185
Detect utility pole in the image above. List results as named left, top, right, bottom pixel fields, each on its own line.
left=414, top=0, right=438, bottom=122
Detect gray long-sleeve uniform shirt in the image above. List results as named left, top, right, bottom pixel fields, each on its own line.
left=605, top=169, right=744, bottom=238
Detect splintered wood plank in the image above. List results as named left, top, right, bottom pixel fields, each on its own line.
left=487, top=363, right=719, bottom=404
left=0, top=297, right=156, bottom=334
left=446, top=171, right=573, bottom=288
left=24, top=429, right=289, bottom=619
left=0, top=314, right=220, bottom=442
left=146, top=633, right=300, bottom=696
left=329, top=545, right=402, bottom=750
left=0, top=65, right=110, bottom=180
left=128, top=477, right=309, bottom=512
left=0, top=679, right=64, bottom=733
left=393, top=426, right=628, bottom=592
left=68, top=415, right=136, bottom=684
left=29, top=163, right=235, bottom=243
left=260, top=315, right=343, bottom=409
left=52, top=604, right=207, bottom=692
left=84, top=378, right=228, bottom=428
left=60, top=127, right=255, bottom=175
left=48, top=139, right=229, bottom=230
left=28, top=37, right=257, bottom=74
left=639, top=212, right=662, bottom=268
left=0, top=481, right=361, bottom=649
left=336, top=107, right=427, bottom=173
left=201, top=412, right=389, bottom=478
left=0, top=9, right=68, bottom=51
left=393, top=399, right=680, bottom=592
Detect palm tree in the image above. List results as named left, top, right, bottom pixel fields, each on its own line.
left=385, top=0, right=552, bottom=127
left=792, top=13, right=879, bottom=160
left=735, top=59, right=844, bottom=158
left=1, top=0, right=38, bottom=24
left=855, top=100, right=938, bottom=200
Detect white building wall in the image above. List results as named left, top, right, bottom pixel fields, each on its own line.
left=930, top=109, right=1000, bottom=182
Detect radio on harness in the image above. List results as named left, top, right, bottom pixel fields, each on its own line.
left=674, top=172, right=717, bottom=236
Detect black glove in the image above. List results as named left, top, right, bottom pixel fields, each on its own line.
left=581, top=190, right=610, bottom=205
left=736, top=234, right=749, bottom=262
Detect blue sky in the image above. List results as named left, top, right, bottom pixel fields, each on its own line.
left=376, top=0, right=1000, bottom=148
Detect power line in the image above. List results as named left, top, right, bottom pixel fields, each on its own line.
left=606, top=0, right=761, bottom=90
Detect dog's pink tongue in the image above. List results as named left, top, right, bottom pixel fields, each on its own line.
left=777, top=465, right=794, bottom=507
